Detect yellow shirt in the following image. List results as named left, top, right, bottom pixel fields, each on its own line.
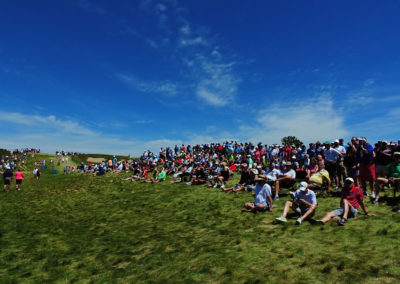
left=310, top=169, right=330, bottom=185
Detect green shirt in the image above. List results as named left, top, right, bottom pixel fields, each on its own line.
left=387, top=162, right=400, bottom=178
left=156, top=170, right=166, bottom=181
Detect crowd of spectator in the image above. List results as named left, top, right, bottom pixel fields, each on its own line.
left=2, top=138, right=400, bottom=223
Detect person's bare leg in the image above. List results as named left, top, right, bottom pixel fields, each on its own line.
left=300, top=205, right=317, bottom=221
left=281, top=201, right=293, bottom=218
left=275, top=180, right=280, bottom=196
left=375, top=178, right=387, bottom=200
left=320, top=211, right=336, bottom=223
left=233, top=185, right=245, bottom=193
left=342, top=199, right=350, bottom=220
left=254, top=204, right=265, bottom=212
left=369, top=180, right=374, bottom=196
left=241, top=202, right=255, bottom=212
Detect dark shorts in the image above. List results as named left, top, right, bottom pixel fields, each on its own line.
left=294, top=205, right=315, bottom=218
left=326, top=162, right=338, bottom=177
left=16, top=179, right=22, bottom=185
left=4, top=177, right=12, bottom=185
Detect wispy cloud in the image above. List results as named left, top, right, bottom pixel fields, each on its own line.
left=135, top=119, right=153, bottom=124
left=0, top=111, right=96, bottom=136
left=0, top=111, right=236, bottom=156
left=123, top=0, right=242, bottom=107
left=117, top=74, right=178, bottom=97
left=78, top=0, right=107, bottom=15
left=241, top=95, right=349, bottom=145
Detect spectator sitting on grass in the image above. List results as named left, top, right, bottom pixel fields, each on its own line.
left=274, top=161, right=296, bottom=200
left=276, top=181, right=317, bottom=225
left=222, top=164, right=251, bottom=193
left=308, top=161, right=331, bottom=193
left=265, top=163, right=281, bottom=183
left=94, top=165, right=106, bottom=177
left=317, top=177, right=375, bottom=226
left=374, top=152, right=400, bottom=204
left=217, top=166, right=230, bottom=189
left=186, top=167, right=206, bottom=186
left=241, top=175, right=273, bottom=213
left=145, top=167, right=166, bottom=183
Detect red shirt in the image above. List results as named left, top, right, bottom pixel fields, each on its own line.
left=15, top=171, right=24, bottom=180
left=341, top=186, right=363, bottom=210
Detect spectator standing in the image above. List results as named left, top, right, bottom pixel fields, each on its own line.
left=15, top=168, right=24, bottom=190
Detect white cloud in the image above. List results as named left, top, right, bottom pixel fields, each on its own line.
left=156, top=3, right=167, bottom=12
left=179, top=36, right=207, bottom=46
left=117, top=74, right=177, bottom=97
left=135, top=119, right=153, bottom=124
left=349, top=107, right=400, bottom=141
left=78, top=0, right=107, bottom=15
left=0, top=111, right=235, bottom=156
left=0, top=111, right=96, bottom=136
left=241, top=96, right=349, bottom=145
left=131, top=0, right=241, bottom=107
left=194, top=57, right=239, bottom=106
left=180, top=24, right=191, bottom=35
left=364, top=78, right=375, bottom=87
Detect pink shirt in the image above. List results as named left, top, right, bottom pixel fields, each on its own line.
left=15, top=171, right=24, bottom=180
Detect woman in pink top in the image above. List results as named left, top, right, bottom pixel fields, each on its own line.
left=15, top=169, right=24, bottom=190
left=306, top=158, right=319, bottom=180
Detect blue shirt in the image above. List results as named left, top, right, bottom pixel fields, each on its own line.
left=254, top=183, right=272, bottom=207
left=294, top=189, right=317, bottom=208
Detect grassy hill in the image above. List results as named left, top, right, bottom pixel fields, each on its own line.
left=0, top=167, right=399, bottom=282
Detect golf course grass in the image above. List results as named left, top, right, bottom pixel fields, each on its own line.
left=0, top=154, right=399, bottom=283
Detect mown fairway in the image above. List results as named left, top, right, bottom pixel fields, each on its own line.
left=0, top=155, right=400, bottom=283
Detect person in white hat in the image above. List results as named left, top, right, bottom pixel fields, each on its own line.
left=276, top=182, right=317, bottom=225
left=3, top=165, right=13, bottom=191
left=317, top=177, right=375, bottom=226
left=241, top=175, right=273, bottom=213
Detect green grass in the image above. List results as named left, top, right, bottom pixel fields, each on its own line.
left=0, top=159, right=400, bottom=283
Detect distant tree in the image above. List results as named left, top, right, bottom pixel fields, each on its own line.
left=281, top=136, right=303, bottom=146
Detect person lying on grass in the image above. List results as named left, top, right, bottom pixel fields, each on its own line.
left=317, top=177, right=375, bottom=226
left=241, top=175, right=273, bottom=213
left=275, top=181, right=317, bottom=225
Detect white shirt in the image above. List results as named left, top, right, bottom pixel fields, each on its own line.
left=283, top=169, right=296, bottom=179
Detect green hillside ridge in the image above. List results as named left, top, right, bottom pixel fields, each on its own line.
left=0, top=160, right=399, bottom=282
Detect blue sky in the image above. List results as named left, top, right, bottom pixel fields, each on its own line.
left=1, top=0, right=400, bottom=155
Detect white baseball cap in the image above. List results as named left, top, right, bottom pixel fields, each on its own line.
left=299, top=181, right=308, bottom=191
